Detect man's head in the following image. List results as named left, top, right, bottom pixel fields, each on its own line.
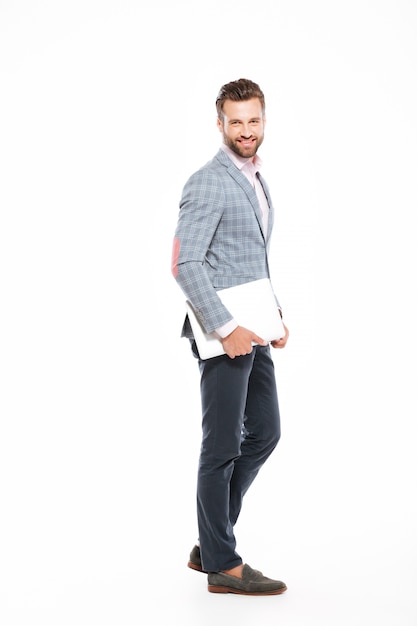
left=216, top=78, right=266, bottom=159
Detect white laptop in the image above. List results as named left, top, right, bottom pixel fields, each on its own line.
left=185, top=278, right=285, bottom=360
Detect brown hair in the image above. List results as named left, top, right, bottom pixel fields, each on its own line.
left=216, top=78, right=265, bottom=120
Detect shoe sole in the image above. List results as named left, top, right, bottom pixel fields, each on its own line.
left=187, top=561, right=207, bottom=573
left=208, top=584, right=287, bottom=595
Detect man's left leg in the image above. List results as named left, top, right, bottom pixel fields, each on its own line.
left=228, top=344, right=281, bottom=527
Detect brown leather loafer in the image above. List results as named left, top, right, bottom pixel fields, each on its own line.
left=207, top=564, right=287, bottom=595
left=187, top=544, right=207, bottom=573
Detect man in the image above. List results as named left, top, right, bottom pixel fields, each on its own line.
left=171, top=78, right=289, bottom=595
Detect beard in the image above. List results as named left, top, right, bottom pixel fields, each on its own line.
left=222, top=131, right=264, bottom=158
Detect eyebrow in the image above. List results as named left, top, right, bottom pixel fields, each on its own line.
left=228, top=117, right=262, bottom=123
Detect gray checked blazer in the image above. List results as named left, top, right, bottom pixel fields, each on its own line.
left=173, top=148, right=280, bottom=337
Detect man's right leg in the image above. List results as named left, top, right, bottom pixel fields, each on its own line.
left=196, top=348, right=255, bottom=573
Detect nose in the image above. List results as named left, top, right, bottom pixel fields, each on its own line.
left=240, top=123, right=253, bottom=137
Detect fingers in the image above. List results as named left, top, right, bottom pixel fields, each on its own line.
left=222, top=327, right=268, bottom=358
left=252, top=334, right=267, bottom=346
left=271, top=335, right=288, bottom=349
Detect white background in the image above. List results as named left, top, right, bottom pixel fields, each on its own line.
left=1, top=1, right=416, bottom=624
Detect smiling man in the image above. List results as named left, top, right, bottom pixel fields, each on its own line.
left=218, top=97, right=265, bottom=159
left=171, top=78, right=289, bottom=595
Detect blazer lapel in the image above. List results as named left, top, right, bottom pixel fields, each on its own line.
left=216, top=150, right=266, bottom=240
left=257, top=172, right=273, bottom=243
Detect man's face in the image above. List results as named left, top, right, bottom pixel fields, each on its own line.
left=217, top=97, right=265, bottom=158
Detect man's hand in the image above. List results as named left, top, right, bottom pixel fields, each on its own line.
left=221, top=326, right=267, bottom=359
left=271, top=324, right=289, bottom=349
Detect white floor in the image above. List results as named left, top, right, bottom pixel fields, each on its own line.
left=2, top=493, right=416, bottom=626
left=10, top=545, right=413, bottom=626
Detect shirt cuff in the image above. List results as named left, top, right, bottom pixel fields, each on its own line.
left=214, top=319, right=238, bottom=339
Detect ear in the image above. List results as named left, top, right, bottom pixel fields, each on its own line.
left=217, top=117, right=223, bottom=132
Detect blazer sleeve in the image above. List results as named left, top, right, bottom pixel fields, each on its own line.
left=172, top=167, right=235, bottom=334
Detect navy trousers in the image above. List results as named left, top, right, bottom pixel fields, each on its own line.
left=192, top=341, right=281, bottom=573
